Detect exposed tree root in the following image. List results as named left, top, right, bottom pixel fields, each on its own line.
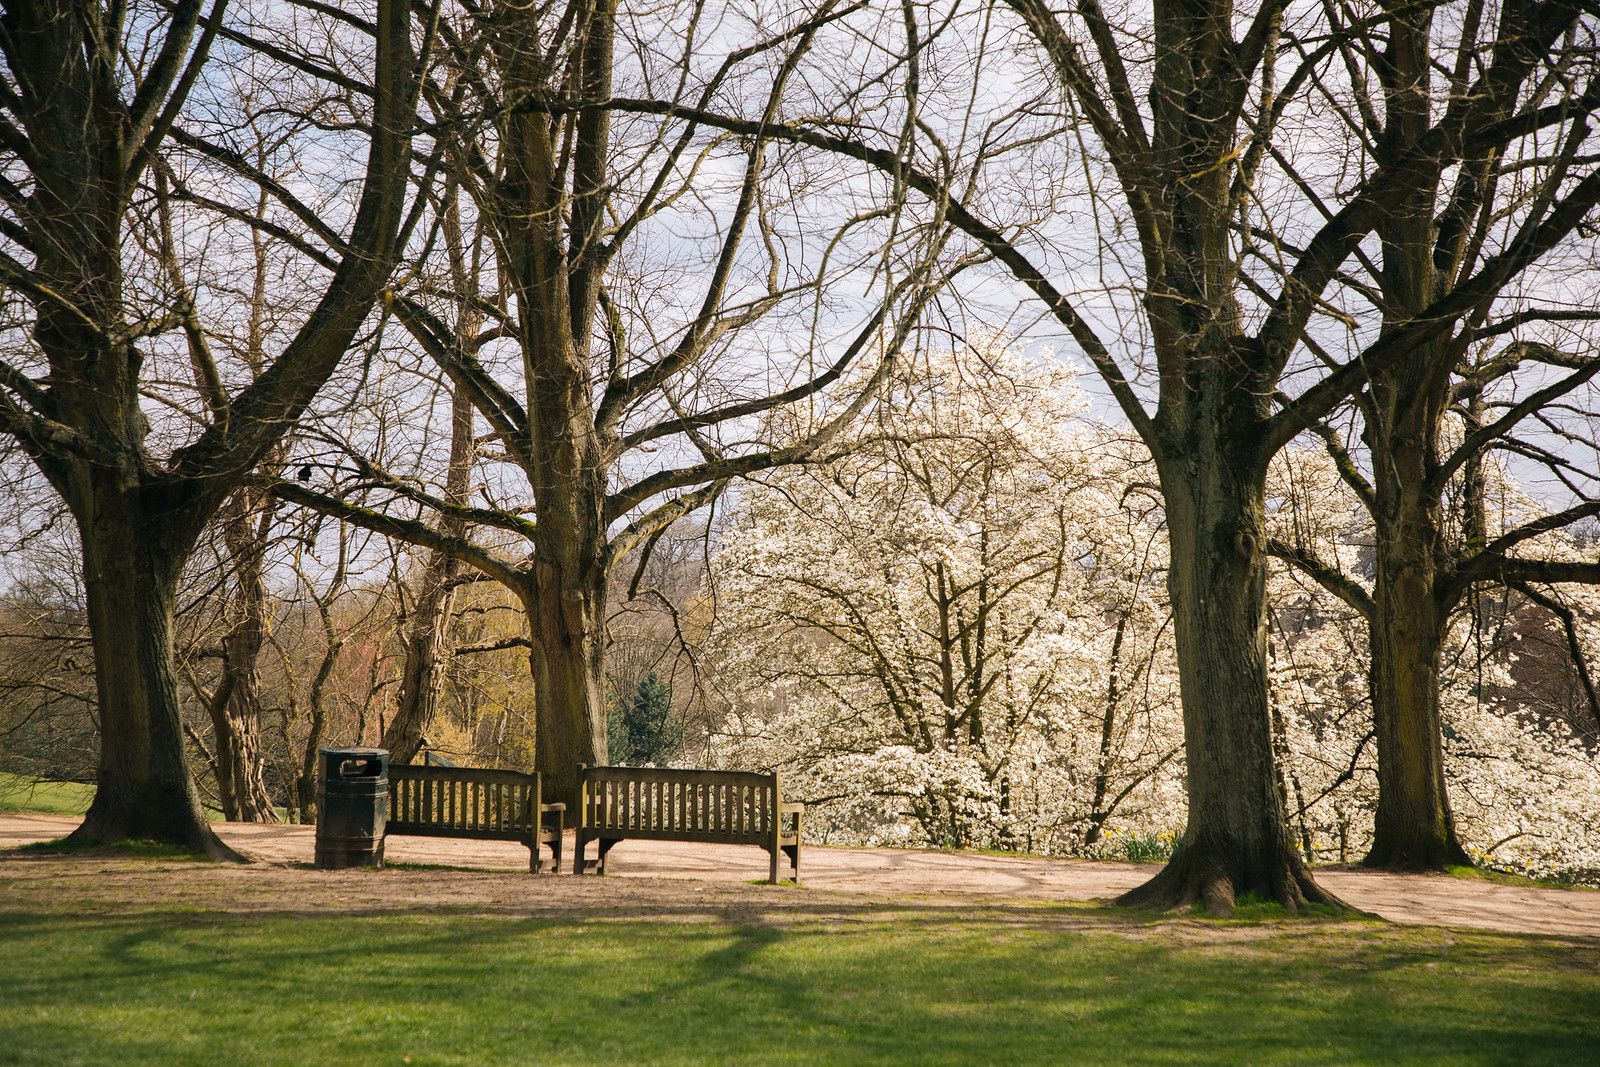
left=1115, top=841, right=1349, bottom=916
left=1363, top=829, right=1472, bottom=873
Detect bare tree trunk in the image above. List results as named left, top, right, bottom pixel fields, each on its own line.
left=1083, top=617, right=1127, bottom=849
left=1119, top=440, right=1339, bottom=913
left=296, top=658, right=334, bottom=823
left=385, top=182, right=480, bottom=766
left=1364, top=432, right=1469, bottom=870
left=206, top=492, right=279, bottom=822
left=385, top=551, right=458, bottom=766
left=72, top=502, right=234, bottom=857
left=1, top=0, right=415, bottom=852
left=1366, top=582, right=1468, bottom=869
left=496, top=1, right=614, bottom=808
left=1356, top=0, right=1471, bottom=869
left=527, top=529, right=608, bottom=810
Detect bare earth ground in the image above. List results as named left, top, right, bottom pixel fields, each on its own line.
left=2, top=812, right=1597, bottom=939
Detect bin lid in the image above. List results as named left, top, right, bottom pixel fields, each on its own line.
left=320, top=748, right=389, bottom=777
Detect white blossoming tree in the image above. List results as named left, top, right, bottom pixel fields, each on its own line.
left=708, top=339, right=1182, bottom=852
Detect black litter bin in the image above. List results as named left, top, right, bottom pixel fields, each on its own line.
left=315, top=747, right=389, bottom=868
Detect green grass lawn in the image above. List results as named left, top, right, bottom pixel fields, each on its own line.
left=0, top=895, right=1594, bottom=1065
left=0, top=772, right=94, bottom=816
left=0, top=773, right=294, bottom=823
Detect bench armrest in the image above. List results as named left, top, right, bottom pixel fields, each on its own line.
left=779, top=802, right=805, bottom=814
left=541, top=802, right=567, bottom=812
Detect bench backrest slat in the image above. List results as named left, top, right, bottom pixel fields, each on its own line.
left=579, top=766, right=778, bottom=842
left=389, top=765, right=537, bottom=836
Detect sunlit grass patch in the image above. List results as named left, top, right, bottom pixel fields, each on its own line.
left=1447, top=864, right=1599, bottom=892
left=0, top=889, right=1593, bottom=1065
left=0, top=772, right=94, bottom=816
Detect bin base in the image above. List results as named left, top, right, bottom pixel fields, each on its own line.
left=314, top=839, right=386, bottom=869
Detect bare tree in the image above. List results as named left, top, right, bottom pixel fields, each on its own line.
left=0, top=1, right=417, bottom=852
left=278, top=0, right=958, bottom=807
left=381, top=188, right=479, bottom=766
left=1262, top=7, right=1600, bottom=870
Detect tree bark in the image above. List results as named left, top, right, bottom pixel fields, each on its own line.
left=1363, top=422, right=1470, bottom=870
left=526, top=529, right=608, bottom=811
left=1356, top=0, right=1470, bottom=871
left=1083, top=616, right=1127, bottom=850
left=206, top=491, right=279, bottom=822
left=70, top=498, right=235, bottom=857
left=385, top=181, right=480, bottom=766
left=1118, top=433, right=1342, bottom=914
left=384, top=551, right=459, bottom=766
left=493, top=1, right=614, bottom=808
left=1, top=0, right=414, bottom=852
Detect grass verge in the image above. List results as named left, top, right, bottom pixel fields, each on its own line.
left=15, top=837, right=210, bottom=861
left=1447, top=864, right=1599, bottom=892
left=0, top=773, right=294, bottom=823
left=0, top=772, right=94, bottom=816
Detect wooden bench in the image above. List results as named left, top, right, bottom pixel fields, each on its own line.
left=573, top=766, right=803, bottom=883
left=386, top=764, right=564, bottom=873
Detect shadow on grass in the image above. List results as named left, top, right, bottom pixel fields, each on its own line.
left=0, top=904, right=1595, bottom=1065
left=14, top=837, right=211, bottom=861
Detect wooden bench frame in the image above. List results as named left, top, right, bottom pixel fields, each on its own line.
left=573, top=765, right=803, bottom=883
left=386, top=764, right=564, bottom=873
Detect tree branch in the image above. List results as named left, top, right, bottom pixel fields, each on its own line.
left=273, top=481, right=530, bottom=594
left=1266, top=538, right=1376, bottom=617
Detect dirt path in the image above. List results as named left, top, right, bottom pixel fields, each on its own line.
left=3, top=812, right=1597, bottom=939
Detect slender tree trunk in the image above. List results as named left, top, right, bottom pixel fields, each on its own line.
left=385, top=553, right=459, bottom=765
left=69, top=500, right=234, bottom=857
left=1119, top=443, right=1340, bottom=913
left=211, top=642, right=275, bottom=822
left=207, top=493, right=279, bottom=822
left=384, top=390, right=474, bottom=765
left=387, top=172, right=483, bottom=765
left=296, top=715, right=324, bottom=825
left=295, top=642, right=338, bottom=823
left=1084, top=616, right=1128, bottom=849
left=200, top=678, right=240, bottom=820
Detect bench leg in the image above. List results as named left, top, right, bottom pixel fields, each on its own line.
left=768, top=845, right=779, bottom=885
left=541, top=807, right=564, bottom=874
left=598, top=838, right=616, bottom=875
left=529, top=844, right=542, bottom=874
left=573, top=830, right=587, bottom=875
left=782, top=843, right=799, bottom=883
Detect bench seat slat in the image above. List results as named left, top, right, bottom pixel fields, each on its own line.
left=384, top=823, right=535, bottom=843
left=586, top=826, right=794, bottom=845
